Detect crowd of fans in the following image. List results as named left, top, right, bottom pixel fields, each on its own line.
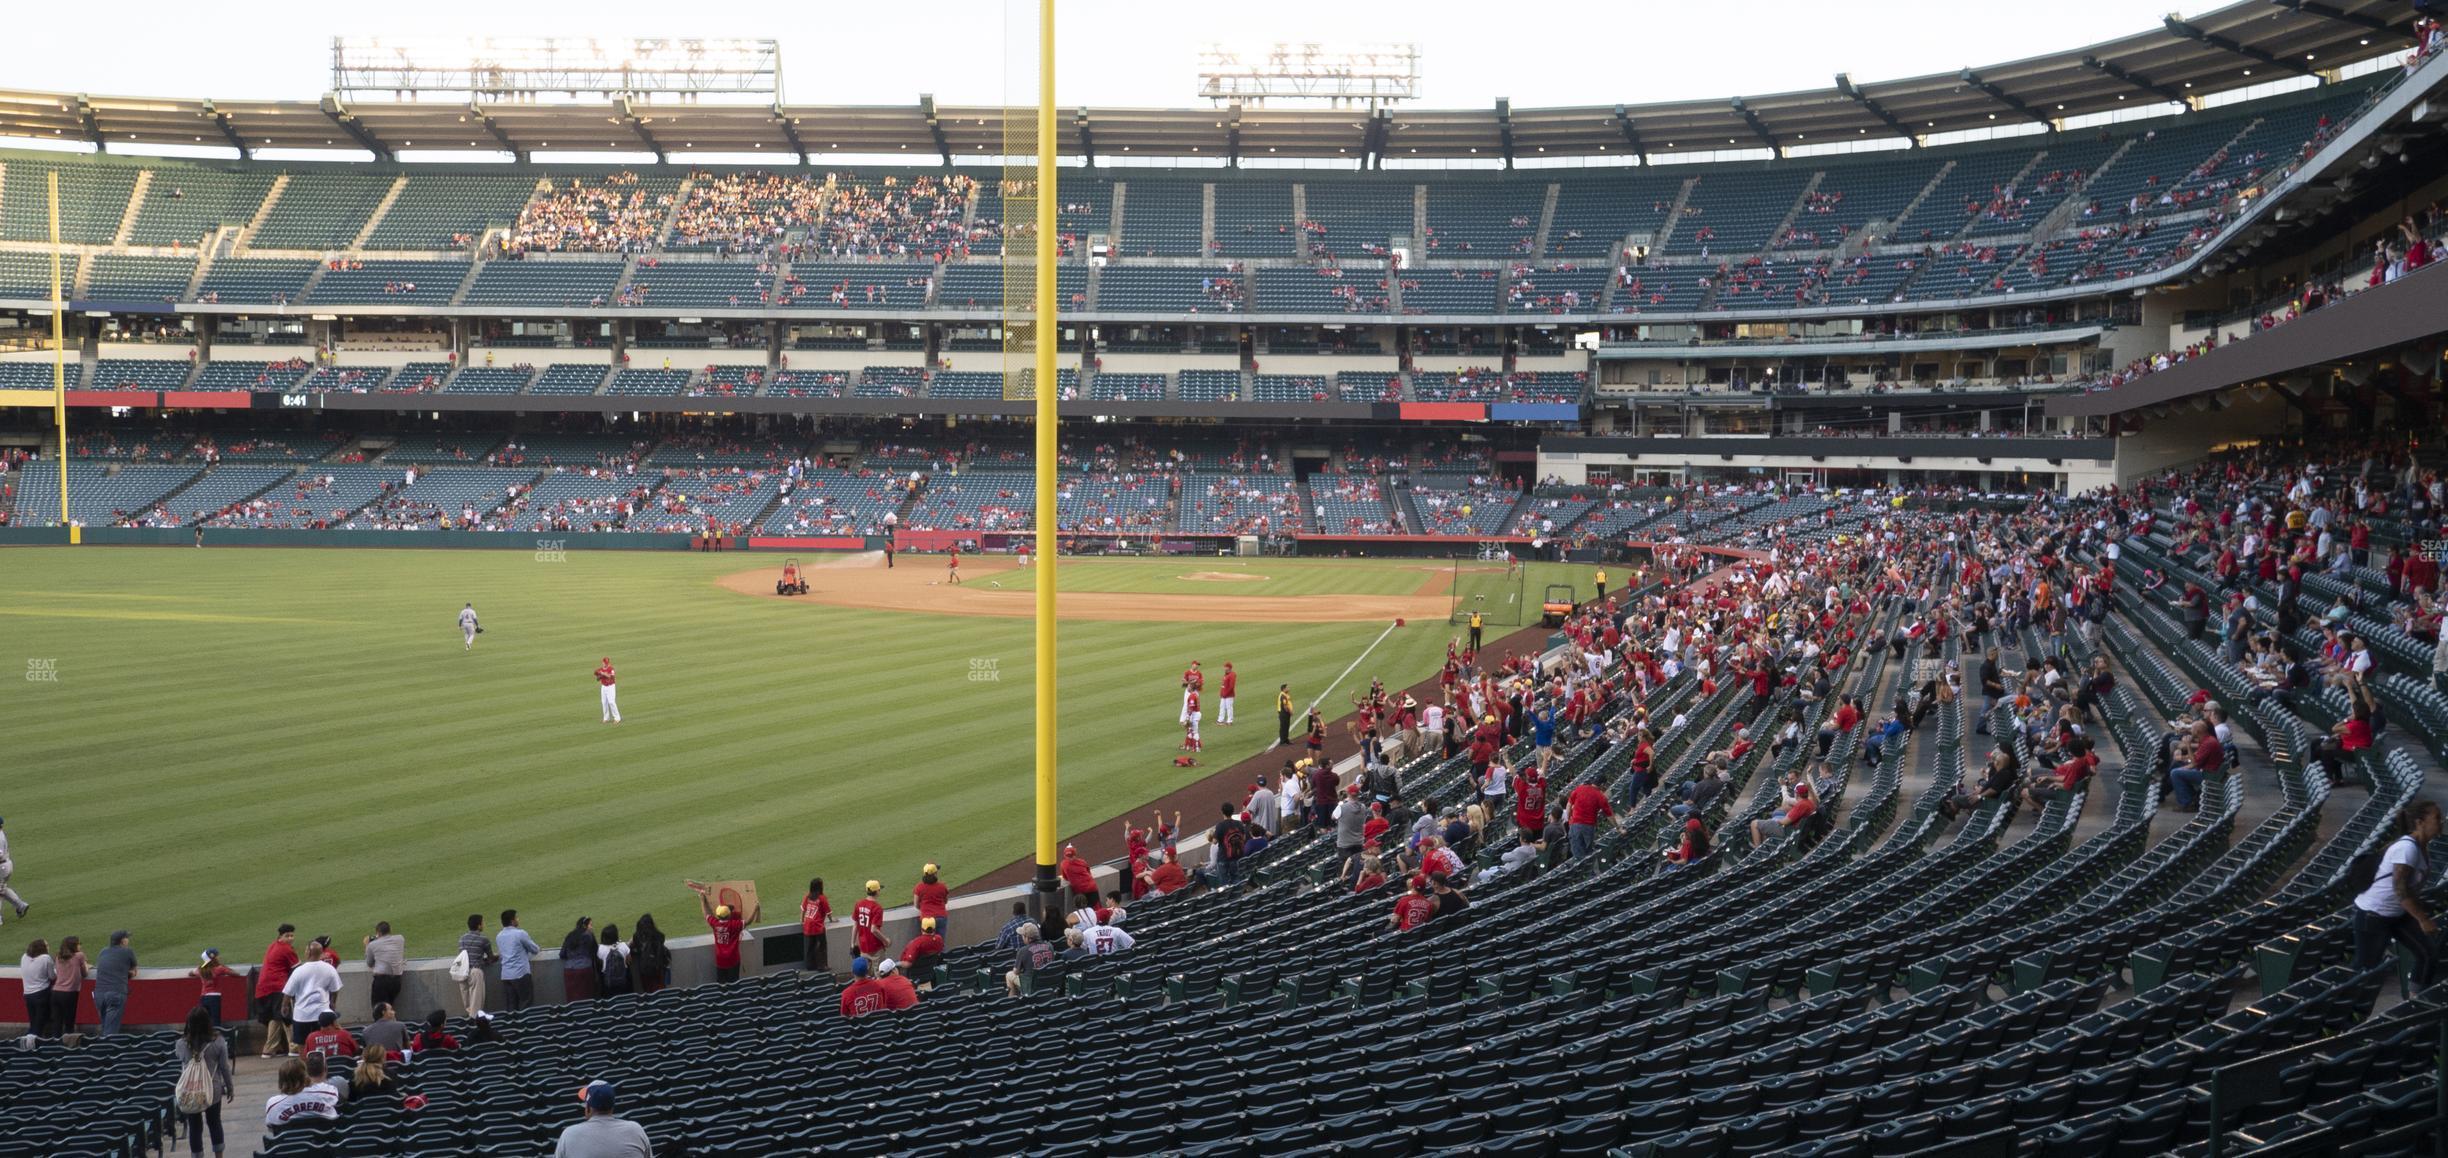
left=504, top=173, right=667, bottom=256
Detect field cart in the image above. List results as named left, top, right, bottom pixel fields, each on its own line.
left=776, top=558, right=811, bottom=596
left=1540, top=584, right=1576, bottom=627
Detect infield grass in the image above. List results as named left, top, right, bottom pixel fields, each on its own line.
left=1, top=548, right=1464, bottom=957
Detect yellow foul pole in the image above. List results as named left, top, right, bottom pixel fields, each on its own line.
left=49, top=170, right=70, bottom=537
left=1031, top=0, right=1062, bottom=912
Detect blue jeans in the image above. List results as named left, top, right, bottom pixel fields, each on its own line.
left=1568, top=823, right=1595, bottom=859
left=2169, top=765, right=2206, bottom=809
left=94, top=993, right=125, bottom=1036
left=2353, top=907, right=2437, bottom=986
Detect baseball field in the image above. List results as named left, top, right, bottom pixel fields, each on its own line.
left=1, top=547, right=1603, bottom=959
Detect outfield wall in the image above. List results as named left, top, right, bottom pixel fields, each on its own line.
left=0, top=528, right=757, bottom=550
left=0, top=864, right=1129, bottom=1033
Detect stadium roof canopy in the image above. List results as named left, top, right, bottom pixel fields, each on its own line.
left=0, top=0, right=2420, bottom=163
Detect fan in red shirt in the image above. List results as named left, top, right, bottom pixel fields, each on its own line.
left=1514, top=764, right=1548, bottom=833
left=686, top=881, right=748, bottom=982
left=853, top=881, right=889, bottom=958
left=1566, top=780, right=1616, bottom=832
left=911, top=864, right=950, bottom=942
left=255, top=926, right=300, bottom=1055
left=839, top=957, right=891, bottom=1018
left=1388, top=876, right=1437, bottom=931
left=1059, top=844, right=1100, bottom=908
left=1148, top=852, right=1190, bottom=896
left=798, top=879, right=833, bottom=973
left=899, top=917, right=945, bottom=980
left=299, top=1014, right=358, bottom=1060
left=1361, top=803, right=1392, bottom=845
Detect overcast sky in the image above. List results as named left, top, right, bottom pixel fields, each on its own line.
left=10, top=0, right=2202, bottom=110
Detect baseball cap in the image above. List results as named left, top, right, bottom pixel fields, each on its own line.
left=876, top=957, right=900, bottom=975
left=850, top=956, right=871, bottom=977
left=864, top=880, right=881, bottom=893
left=921, top=862, right=939, bottom=875
left=920, top=917, right=936, bottom=933
left=714, top=905, right=731, bottom=919
left=1062, top=844, right=1078, bottom=855
left=581, top=1081, right=616, bottom=1112
left=200, top=949, right=218, bottom=962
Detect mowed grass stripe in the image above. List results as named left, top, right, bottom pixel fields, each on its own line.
left=0, top=549, right=1460, bottom=956
left=990, top=556, right=1445, bottom=597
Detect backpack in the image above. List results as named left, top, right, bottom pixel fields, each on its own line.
left=174, top=1050, right=217, bottom=1115
left=602, top=947, right=629, bottom=989
left=448, top=949, right=471, bottom=982
left=2347, top=835, right=2414, bottom=899
left=1220, top=822, right=1249, bottom=861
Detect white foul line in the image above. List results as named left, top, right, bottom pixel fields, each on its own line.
left=1305, top=619, right=1401, bottom=721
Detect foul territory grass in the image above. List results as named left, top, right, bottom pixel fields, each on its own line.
left=991, top=555, right=1614, bottom=611
left=1, top=548, right=1469, bottom=957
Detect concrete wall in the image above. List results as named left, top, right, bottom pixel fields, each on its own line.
left=473, top=346, right=611, bottom=365
left=1247, top=354, right=1393, bottom=378
left=780, top=350, right=893, bottom=374
left=0, top=863, right=1131, bottom=1031
left=0, top=528, right=706, bottom=550
left=1098, top=352, right=1237, bottom=375
left=95, top=342, right=196, bottom=361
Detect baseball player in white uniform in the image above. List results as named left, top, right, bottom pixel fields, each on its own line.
left=0, top=817, right=29, bottom=921
left=458, top=603, right=481, bottom=650
left=596, top=657, right=622, bottom=724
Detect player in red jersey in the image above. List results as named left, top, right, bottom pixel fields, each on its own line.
left=1217, top=662, right=1238, bottom=725
left=1178, top=660, right=1204, bottom=724
left=595, top=657, right=621, bottom=724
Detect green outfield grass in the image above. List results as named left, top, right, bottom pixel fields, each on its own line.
left=987, top=556, right=1443, bottom=596
left=0, top=548, right=1458, bottom=958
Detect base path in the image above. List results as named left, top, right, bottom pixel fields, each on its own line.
left=716, top=553, right=1453, bottom=624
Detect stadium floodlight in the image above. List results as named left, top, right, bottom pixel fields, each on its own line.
left=332, top=37, right=782, bottom=104
left=1196, top=43, right=1420, bottom=107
